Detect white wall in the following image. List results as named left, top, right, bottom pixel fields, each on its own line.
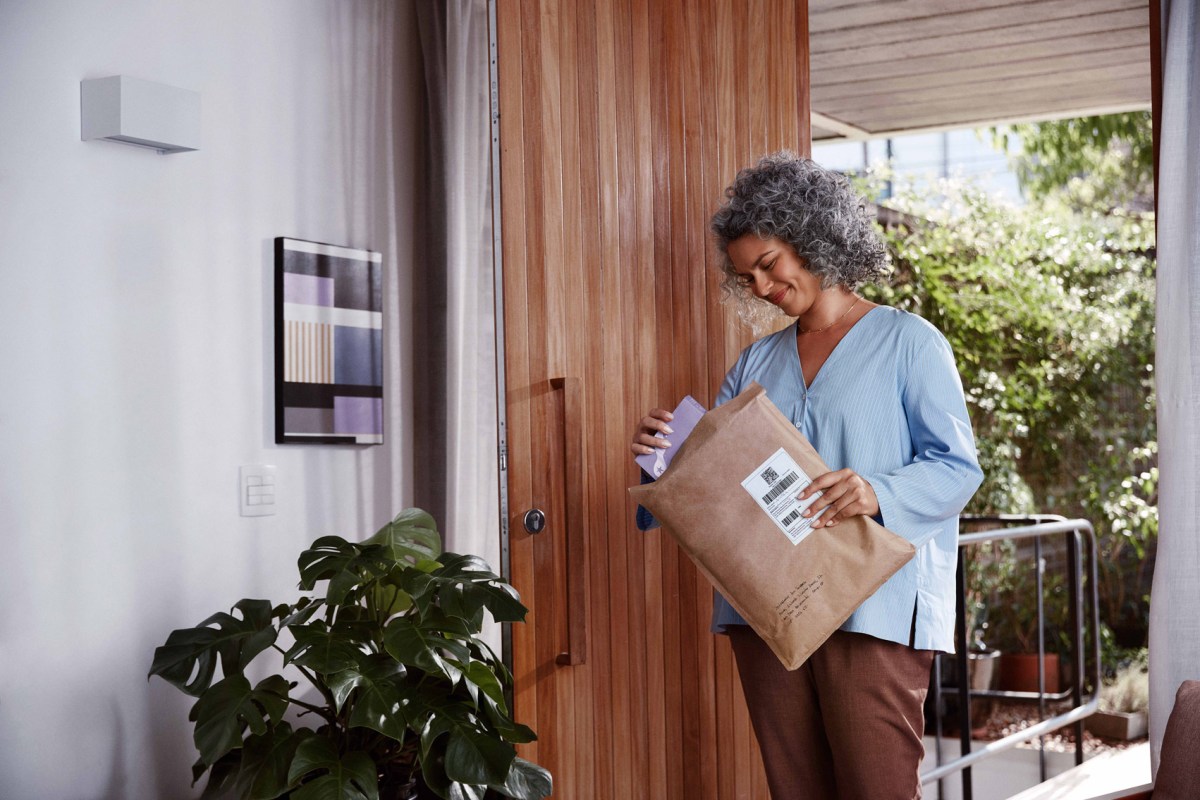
left=0, top=2, right=425, bottom=797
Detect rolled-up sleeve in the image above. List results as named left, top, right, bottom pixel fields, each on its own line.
left=867, top=331, right=983, bottom=549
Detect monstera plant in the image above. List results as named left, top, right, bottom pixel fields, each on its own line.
left=149, top=509, right=552, bottom=800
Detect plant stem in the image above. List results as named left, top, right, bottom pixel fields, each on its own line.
left=275, top=693, right=338, bottom=725
left=272, top=643, right=339, bottom=709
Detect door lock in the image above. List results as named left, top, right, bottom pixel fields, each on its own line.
left=523, top=509, right=546, bottom=534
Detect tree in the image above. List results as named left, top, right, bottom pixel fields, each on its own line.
left=992, top=112, right=1153, bottom=212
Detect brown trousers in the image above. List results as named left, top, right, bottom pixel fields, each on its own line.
left=729, top=626, right=935, bottom=800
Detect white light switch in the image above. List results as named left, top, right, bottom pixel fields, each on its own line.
left=240, top=465, right=277, bottom=517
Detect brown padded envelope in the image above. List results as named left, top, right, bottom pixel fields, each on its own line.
left=629, top=382, right=916, bottom=669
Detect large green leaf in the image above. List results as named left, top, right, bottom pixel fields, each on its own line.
left=383, top=617, right=452, bottom=674
left=234, top=723, right=313, bottom=800
left=284, top=621, right=364, bottom=675
left=327, top=605, right=383, bottom=647
left=416, top=694, right=477, bottom=763
left=325, top=667, right=360, bottom=713
left=444, top=725, right=516, bottom=787
left=149, top=599, right=278, bottom=697
left=461, top=665, right=535, bottom=747
left=189, top=675, right=290, bottom=766
left=278, top=597, right=324, bottom=627
left=429, top=555, right=526, bottom=624
left=480, top=700, right=536, bottom=746
left=447, top=783, right=488, bottom=800
left=287, top=736, right=379, bottom=800
left=418, top=691, right=517, bottom=788
left=487, top=757, right=553, bottom=800
left=363, top=508, right=443, bottom=566
left=435, top=553, right=494, bottom=574
left=398, top=570, right=439, bottom=617
left=297, top=537, right=390, bottom=604
left=325, top=654, right=410, bottom=741
left=423, top=607, right=478, bottom=640
left=459, top=661, right=506, bottom=712
left=151, top=627, right=222, bottom=697
left=467, top=641, right=513, bottom=689
left=196, top=750, right=240, bottom=798
left=367, top=577, right=414, bottom=618
left=417, top=732, right=452, bottom=798
left=206, top=599, right=278, bottom=674
left=438, top=582, right=526, bottom=627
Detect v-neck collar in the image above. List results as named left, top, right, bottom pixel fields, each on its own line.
left=792, top=306, right=881, bottom=393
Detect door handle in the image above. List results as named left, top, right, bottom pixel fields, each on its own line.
left=550, top=376, right=587, bottom=666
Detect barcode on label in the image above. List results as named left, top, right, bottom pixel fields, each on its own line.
left=781, top=509, right=802, bottom=527
left=760, top=471, right=798, bottom=504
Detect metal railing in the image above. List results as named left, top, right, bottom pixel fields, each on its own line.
left=923, top=515, right=1102, bottom=800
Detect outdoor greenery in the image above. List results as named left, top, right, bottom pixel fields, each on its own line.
left=861, top=121, right=1157, bottom=661
left=991, top=112, right=1154, bottom=212
left=148, top=509, right=552, bottom=800
left=1099, top=648, right=1150, bottom=714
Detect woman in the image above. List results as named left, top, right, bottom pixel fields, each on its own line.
left=631, top=153, right=983, bottom=799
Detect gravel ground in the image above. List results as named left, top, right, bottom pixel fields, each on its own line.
left=973, top=700, right=1143, bottom=755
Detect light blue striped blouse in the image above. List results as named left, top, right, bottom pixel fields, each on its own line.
left=709, top=306, right=983, bottom=653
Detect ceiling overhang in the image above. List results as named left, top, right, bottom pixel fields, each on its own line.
left=809, top=0, right=1153, bottom=141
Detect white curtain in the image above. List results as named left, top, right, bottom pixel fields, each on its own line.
left=412, top=0, right=500, bottom=573
left=1149, top=0, right=1200, bottom=776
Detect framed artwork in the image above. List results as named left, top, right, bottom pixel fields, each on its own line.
left=275, top=237, right=383, bottom=444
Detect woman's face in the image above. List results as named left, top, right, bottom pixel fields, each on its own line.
left=727, top=234, right=821, bottom=318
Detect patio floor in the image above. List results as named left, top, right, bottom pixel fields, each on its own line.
left=921, top=738, right=1151, bottom=800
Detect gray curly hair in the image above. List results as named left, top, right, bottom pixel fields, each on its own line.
left=710, top=152, right=889, bottom=327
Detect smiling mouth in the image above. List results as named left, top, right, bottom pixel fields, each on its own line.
left=767, top=288, right=788, bottom=305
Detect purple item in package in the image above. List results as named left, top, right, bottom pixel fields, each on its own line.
left=635, top=395, right=707, bottom=479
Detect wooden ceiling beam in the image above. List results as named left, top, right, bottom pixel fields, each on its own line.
left=845, top=84, right=1152, bottom=132
left=816, top=60, right=1149, bottom=114
left=812, top=0, right=1144, bottom=53
left=811, top=0, right=1068, bottom=35
left=814, top=102, right=1152, bottom=142
left=810, top=111, right=873, bottom=139
left=813, top=29, right=1147, bottom=88
left=814, top=10, right=1146, bottom=71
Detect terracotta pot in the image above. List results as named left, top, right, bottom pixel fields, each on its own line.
left=998, top=652, right=1060, bottom=693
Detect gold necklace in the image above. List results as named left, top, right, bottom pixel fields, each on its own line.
left=797, top=296, right=862, bottom=336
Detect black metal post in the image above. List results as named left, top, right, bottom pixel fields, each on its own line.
left=933, top=655, right=945, bottom=800
left=1035, top=535, right=1047, bottom=782
left=956, top=547, right=973, bottom=800
left=1067, top=530, right=1086, bottom=766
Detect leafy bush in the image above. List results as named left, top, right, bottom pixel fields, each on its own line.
left=865, top=178, right=1157, bottom=654
left=149, top=509, right=552, bottom=800
left=1099, top=649, right=1149, bottom=714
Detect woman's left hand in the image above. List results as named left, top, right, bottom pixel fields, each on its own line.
left=798, top=469, right=880, bottom=528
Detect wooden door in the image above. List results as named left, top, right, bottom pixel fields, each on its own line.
left=495, top=2, right=810, bottom=797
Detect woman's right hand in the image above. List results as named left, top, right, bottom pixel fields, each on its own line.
left=630, top=408, right=674, bottom=456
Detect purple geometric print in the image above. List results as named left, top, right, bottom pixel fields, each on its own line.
left=283, top=406, right=335, bottom=435
left=276, top=237, right=383, bottom=445
left=284, top=273, right=334, bottom=307
left=333, top=326, right=383, bottom=387
left=334, top=396, right=383, bottom=436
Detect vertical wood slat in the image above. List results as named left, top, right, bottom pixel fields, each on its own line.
left=593, top=1, right=636, bottom=797
left=571, top=2, right=613, bottom=794
left=555, top=1, right=599, bottom=794
left=495, top=0, right=539, bottom=771
left=497, top=2, right=810, bottom=797
left=647, top=0, right=674, bottom=797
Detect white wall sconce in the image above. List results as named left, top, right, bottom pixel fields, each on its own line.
left=80, top=75, right=200, bottom=154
